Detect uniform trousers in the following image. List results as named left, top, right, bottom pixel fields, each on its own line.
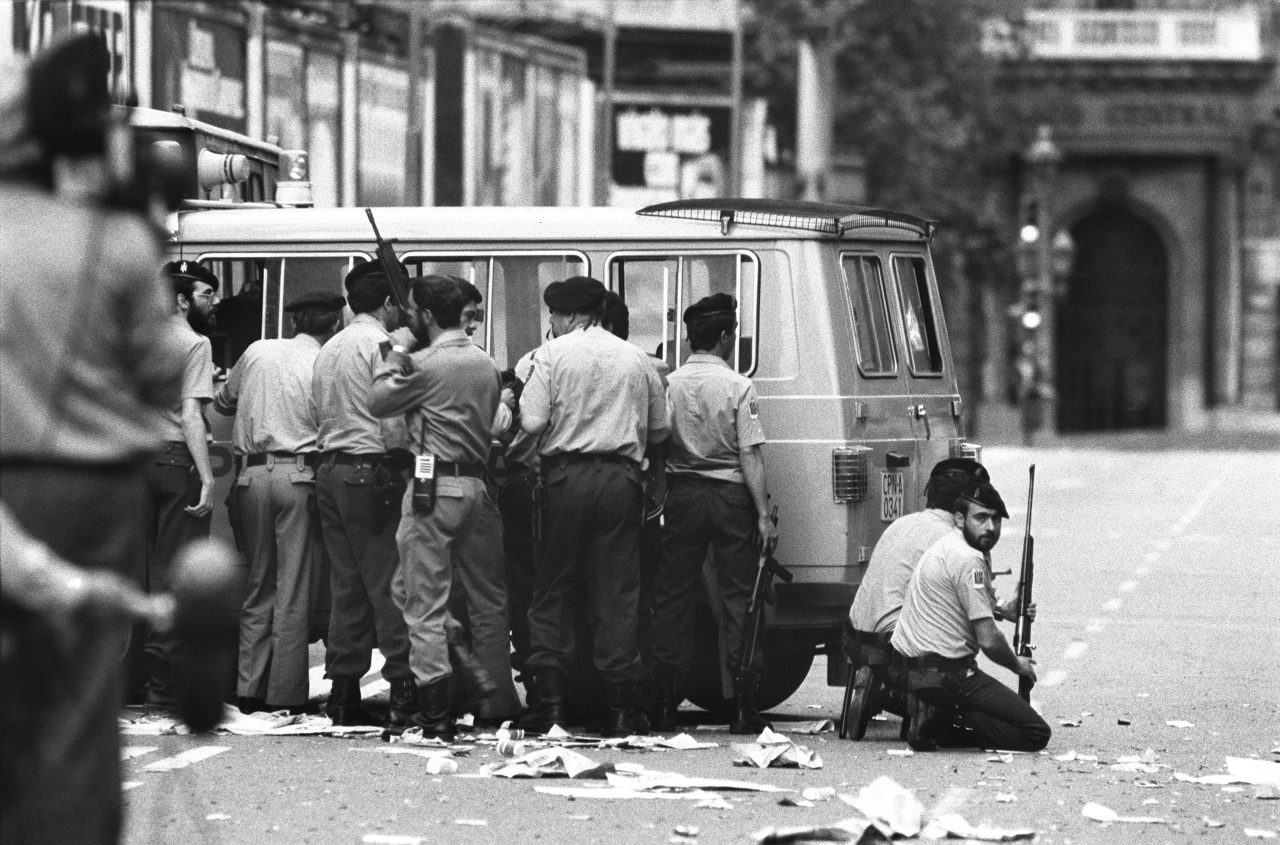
left=234, top=460, right=316, bottom=705
left=497, top=467, right=537, bottom=678
left=651, top=476, right=762, bottom=679
left=527, top=459, right=644, bottom=684
left=0, top=463, right=145, bottom=845
left=137, top=444, right=212, bottom=706
left=393, top=475, right=518, bottom=713
left=914, top=663, right=1052, bottom=752
left=316, top=460, right=412, bottom=681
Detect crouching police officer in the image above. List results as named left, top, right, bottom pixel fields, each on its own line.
left=890, top=481, right=1051, bottom=752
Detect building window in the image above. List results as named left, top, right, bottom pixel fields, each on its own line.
left=263, top=39, right=342, bottom=208
left=358, top=61, right=409, bottom=206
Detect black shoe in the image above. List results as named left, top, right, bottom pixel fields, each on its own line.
left=650, top=668, right=681, bottom=734
left=388, top=678, right=419, bottom=729
left=517, top=668, right=566, bottom=735
left=237, top=696, right=268, bottom=715
left=601, top=681, right=636, bottom=738
left=407, top=677, right=455, bottom=740
left=326, top=677, right=378, bottom=726
left=729, top=673, right=771, bottom=735
left=906, top=692, right=939, bottom=752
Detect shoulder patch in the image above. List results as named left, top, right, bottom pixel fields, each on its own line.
left=748, top=398, right=759, bottom=419
left=971, top=570, right=987, bottom=589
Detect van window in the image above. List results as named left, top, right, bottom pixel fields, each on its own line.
left=608, top=252, right=759, bottom=375
left=893, top=255, right=942, bottom=376
left=402, top=252, right=586, bottom=369
left=841, top=254, right=896, bottom=377
left=198, top=254, right=365, bottom=368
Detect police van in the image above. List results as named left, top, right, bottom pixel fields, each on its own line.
left=147, top=110, right=978, bottom=711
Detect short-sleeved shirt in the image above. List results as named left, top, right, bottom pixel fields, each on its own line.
left=0, top=186, right=182, bottom=464
left=156, top=315, right=215, bottom=443
left=891, top=529, right=997, bottom=660
left=503, top=348, right=542, bottom=469
left=213, top=334, right=321, bottom=455
left=369, top=329, right=501, bottom=465
left=312, top=313, right=407, bottom=454
left=849, top=508, right=954, bottom=634
left=665, top=352, right=765, bottom=484
left=519, top=325, right=669, bottom=464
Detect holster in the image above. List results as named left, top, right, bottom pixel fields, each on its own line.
left=905, top=654, right=972, bottom=696
left=370, top=463, right=408, bottom=530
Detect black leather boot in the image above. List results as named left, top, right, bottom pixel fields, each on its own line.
left=729, top=673, right=772, bottom=735
left=601, top=681, right=636, bottom=738
left=517, top=668, right=566, bottom=735
left=449, top=641, right=499, bottom=713
left=325, top=677, right=377, bottom=726
left=407, top=677, right=455, bottom=740
left=387, top=677, right=419, bottom=730
left=650, top=668, right=681, bottom=734
left=905, top=692, right=939, bottom=751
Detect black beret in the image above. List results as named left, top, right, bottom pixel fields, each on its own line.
left=344, top=258, right=404, bottom=288
left=683, top=293, right=736, bottom=325
left=960, top=481, right=1009, bottom=520
left=930, top=457, right=989, bottom=483
left=284, top=291, right=345, bottom=312
left=544, top=276, right=605, bottom=313
left=162, top=260, right=219, bottom=287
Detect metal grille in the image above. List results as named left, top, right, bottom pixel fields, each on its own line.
left=832, top=446, right=871, bottom=503
left=636, top=199, right=934, bottom=239
left=638, top=204, right=841, bottom=235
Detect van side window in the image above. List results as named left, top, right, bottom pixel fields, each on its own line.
left=402, top=253, right=587, bottom=370
left=608, top=252, right=759, bottom=376
left=841, top=254, right=896, bottom=376
left=198, top=254, right=364, bottom=369
left=893, top=255, right=942, bottom=375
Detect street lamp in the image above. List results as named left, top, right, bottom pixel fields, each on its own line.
left=1022, top=124, right=1063, bottom=442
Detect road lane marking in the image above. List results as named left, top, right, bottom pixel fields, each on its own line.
left=1085, top=619, right=1106, bottom=634
left=1102, top=598, right=1123, bottom=612
left=1041, top=669, right=1067, bottom=688
left=121, top=746, right=157, bottom=761
left=1064, top=641, right=1089, bottom=660
left=143, top=746, right=229, bottom=772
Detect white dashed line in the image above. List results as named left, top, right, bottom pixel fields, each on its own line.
left=1102, top=597, right=1124, bottom=612
left=1063, top=641, right=1089, bottom=660
left=121, top=746, right=157, bottom=761
left=143, top=746, right=229, bottom=772
left=1117, top=580, right=1138, bottom=593
left=1040, top=670, right=1068, bottom=688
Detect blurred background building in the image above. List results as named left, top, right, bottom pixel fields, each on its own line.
left=2, top=0, right=1277, bottom=434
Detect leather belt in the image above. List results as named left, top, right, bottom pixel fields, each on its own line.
left=548, top=452, right=637, bottom=469
left=154, top=440, right=194, bottom=468
left=435, top=460, right=486, bottom=479
left=321, top=451, right=385, bottom=468
left=905, top=654, right=975, bottom=673
left=244, top=451, right=317, bottom=469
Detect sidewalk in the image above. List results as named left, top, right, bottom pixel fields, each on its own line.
left=971, top=403, right=1280, bottom=452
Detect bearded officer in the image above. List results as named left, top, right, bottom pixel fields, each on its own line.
left=648, top=293, right=777, bottom=735
left=214, top=292, right=343, bottom=713
left=891, top=481, right=1050, bottom=752
left=518, top=276, right=670, bottom=736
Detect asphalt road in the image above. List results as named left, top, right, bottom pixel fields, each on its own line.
left=120, top=442, right=1280, bottom=844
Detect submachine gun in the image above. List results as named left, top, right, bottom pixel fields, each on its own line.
left=1013, top=465, right=1036, bottom=702
left=365, top=208, right=413, bottom=314
left=737, top=505, right=791, bottom=680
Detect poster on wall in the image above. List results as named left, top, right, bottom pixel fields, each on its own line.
left=610, top=103, right=730, bottom=207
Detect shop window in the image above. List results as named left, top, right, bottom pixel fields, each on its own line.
left=893, top=255, right=943, bottom=376
left=841, top=254, right=897, bottom=377
left=608, top=252, right=759, bottom=375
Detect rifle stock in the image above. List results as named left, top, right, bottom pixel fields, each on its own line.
left=365, top=208, right=412, bottom=313
left=1014, top=465, right=1036, bottom=702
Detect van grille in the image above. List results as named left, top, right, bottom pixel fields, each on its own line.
left=832, top=446, right=872, bottom=503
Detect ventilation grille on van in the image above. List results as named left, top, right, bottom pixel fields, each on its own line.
left=637, top=199, right=935, bottom=239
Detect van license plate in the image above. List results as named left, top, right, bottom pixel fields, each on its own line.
left=880, top=471, right=904, bottom=522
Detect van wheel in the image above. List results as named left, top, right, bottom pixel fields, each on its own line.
left=682, top=612, right=815, bottom=715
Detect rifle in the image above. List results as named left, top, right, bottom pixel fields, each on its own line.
left=1013, top=465, right=1036, bottom=702
left=737, top=505, right=791, bottom=680
left=364, top=208, right=412, bottom=313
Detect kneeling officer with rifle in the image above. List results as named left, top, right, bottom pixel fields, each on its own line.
left=890, top=477, right=1051, bottom=752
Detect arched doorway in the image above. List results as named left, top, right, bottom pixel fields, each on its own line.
left=1056, top=208, right=1169, bottom=431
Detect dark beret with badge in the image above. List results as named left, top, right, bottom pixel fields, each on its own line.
left=683, top=292, right=737, bottom=325
left=544, top=276, right=605, bottom=313
left=930, top=457, right=989, bottom=483
left=283, top=291, right=345, bottom=313
left=344, top=258, right=405, bottom=288
left=960, top=480, right=1010, bottom=519
left=161, top=260, right=219, bottom=287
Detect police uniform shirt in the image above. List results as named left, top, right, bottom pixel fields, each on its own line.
left=890, top=529, right=997, bottom=661
left=369, top=329, right=500, bottom=465
left=156, top=314, right=216, bottom=443
left=520, top=325, right=669, bottom=464
left=312, top=313, right=407, bottom=454
left=214, top=334, right=322, bottom=455
left=849, top=508, right=955, bottom=634
left=665, top=352, right=765, bottom=484
left=0, top=187, right=183, bottom=464
left=503, top=348, right=542, bottom=469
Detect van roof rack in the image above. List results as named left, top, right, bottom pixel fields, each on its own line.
left=636, top=198, right=935, bottom=239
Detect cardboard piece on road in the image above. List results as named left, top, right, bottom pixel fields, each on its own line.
left=926, top=814, right=1037, bottom=841
left=1081, top=801, right=1167, bottom=824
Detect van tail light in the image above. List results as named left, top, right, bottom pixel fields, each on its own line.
left=832, top=446, right=871, bottom=503
left=950, top=441, right=983, bottom=463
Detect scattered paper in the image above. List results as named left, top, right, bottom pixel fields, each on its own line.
left=1053, top=751, right=1098, bottom=763
left=534, top=784, right=720, bottom=801
left=482, top=746, right=601, bottom=779
left=658, top=733, right=719, bottom=750
left=801, top=787, right=836, bottom=802
left=788, top=720, right=835, bottom=735
left=927, top=814, right=1036, bottom=841
left=1165, top=720, right=1195, bottom=729
left=995, top=793, right=1016, bottom=803
left=751, top=818, right=877, bottom=844
left=1244, top=830, right=1277, bottom=840
left=1081, top=802, right=1167, bottom=824
left=1175, top=757, right=1280, bottom=788
left=695, top=796, right=733, bottom=810
left=205, top=814, right=231, bottom=821
left=1203, top=817, right=1225, bottom=828
left=840, top=776, right=925, bottom=838
left=605, top=769, right=793, bottom=793
left=732, top=729, right=822, bottom=769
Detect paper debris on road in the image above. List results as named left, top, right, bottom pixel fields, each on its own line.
left=839, top=776, right=925, bottom=838
left=695, top=796, right=733, bottom=810
left=1203, top=817, right=1226, bottom=828
left=1175, top=757, right=1280, bottom=788
left=995, top=793, right=1017, bottom=803
left=787, top=720, right=835, bottom=735
left=658, top=733, right=719, bottom=750
left=1244, top=830, right=1278, bottom=839
left=925, top=814, right=1036, bottom=841
left=354, top=747, right=454, bottom=761
left=801, top=787, right=836, bottom=802
left=750, top=818, right=877, bottom=844
left=886, top=748, right=914, bottom=756
left=732, top=731, right=823, bottom=769
left=1081, top=801, right=1167, bottom=824
left=533, top=784, right=721, bottom=801
left=605, top=768, right=793, bottom=793
left=1053, top=750, right=1099, bottom=763
left=1165, top=720, right=1195, bottom=728
left=482, top=746, right=601, bottom=779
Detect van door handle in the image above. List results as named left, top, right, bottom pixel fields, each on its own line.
left=912, top=404, right=932, bottom=440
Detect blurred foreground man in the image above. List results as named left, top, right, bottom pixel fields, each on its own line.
left=518, top=277, right=670, bottom=736
left=0, top=38, right=182, bottom=844
left=891, top=481, right=1051, bottom=753
left=215, top=292, right=343, bottom=713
